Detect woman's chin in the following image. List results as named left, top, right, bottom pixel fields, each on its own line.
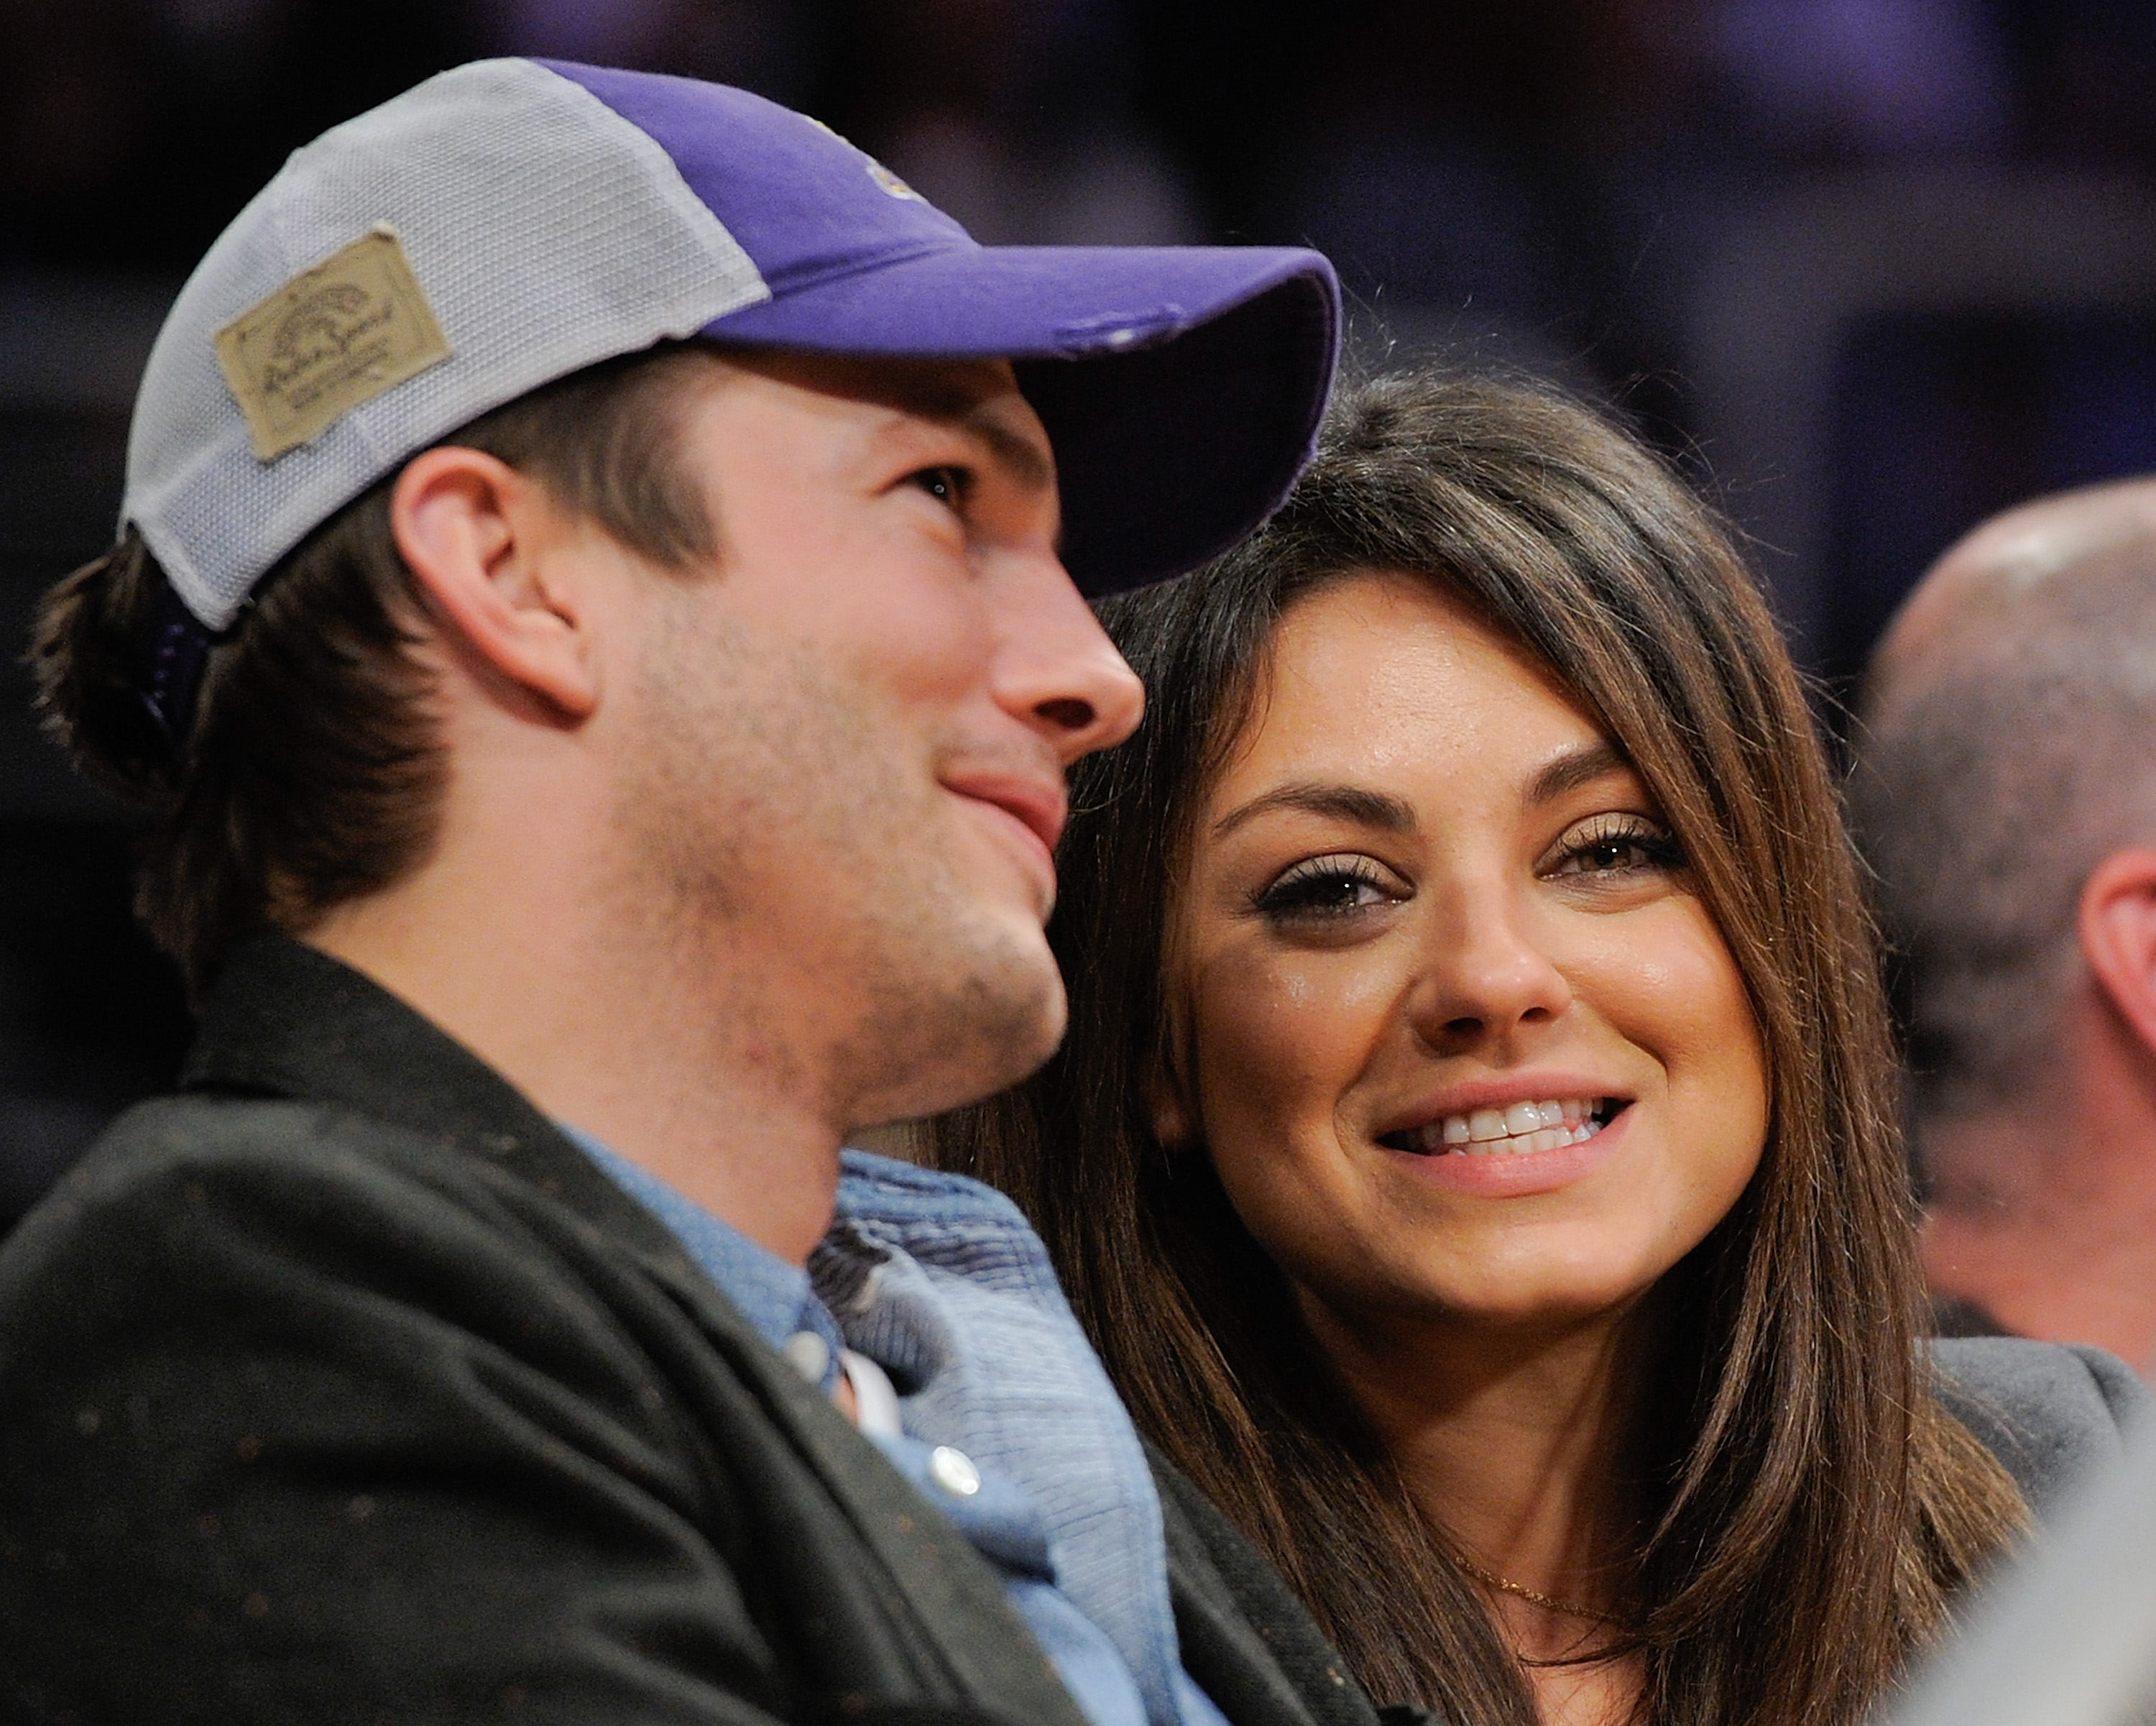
left=1306, top=1256, right=1662, bottom=1353
left=1439, top=1277, right=1659, bottom=1339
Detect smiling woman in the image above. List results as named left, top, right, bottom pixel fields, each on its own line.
left=929, top=372, right=2045, bottom=1726
left=1172, top=572, right=1770, bottom=1369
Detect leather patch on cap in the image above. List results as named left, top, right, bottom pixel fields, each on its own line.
left=213, top=225, right=452, bottom=461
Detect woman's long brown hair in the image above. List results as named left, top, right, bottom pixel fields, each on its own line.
left=929, top=372, right=2027, bottom=1725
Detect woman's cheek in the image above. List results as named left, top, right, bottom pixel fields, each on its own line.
left=1188, top=942, right=1399, bottom=1202
left=1573, top=907, right=1769, bottom=1190
left=1192, top=947, right=1335, bottom=1130
left=1570, top=906, right=1749, bottom=1051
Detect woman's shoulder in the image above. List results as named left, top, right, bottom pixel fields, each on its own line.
left=1930, top=1335, right=2147, bottom=1516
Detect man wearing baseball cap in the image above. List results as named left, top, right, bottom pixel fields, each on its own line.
left=0, top=60, right=1353, bottom=1726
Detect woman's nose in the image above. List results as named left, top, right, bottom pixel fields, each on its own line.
left=1407, top=884, right=1572, bottom=1050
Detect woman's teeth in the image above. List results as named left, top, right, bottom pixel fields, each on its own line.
left=1394, top=1098, right=1608, bottom=1157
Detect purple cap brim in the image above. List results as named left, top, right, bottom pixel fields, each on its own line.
left=704, top=246, right=1337, bottom=595
left=549, top=58, right=1340, bottom=596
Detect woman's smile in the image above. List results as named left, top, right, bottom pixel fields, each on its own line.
left=1380, top=1094, right=1614, bottom=1158
left=1164, top=568, right=1769, bottom=1333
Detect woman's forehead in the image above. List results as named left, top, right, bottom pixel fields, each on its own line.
left=1209, top=571, right=1612, bottom=813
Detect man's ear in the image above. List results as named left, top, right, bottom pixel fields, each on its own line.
left=2078, top=848, right=2156, bottom=1055
left=390, top=446, right=599, bottom=720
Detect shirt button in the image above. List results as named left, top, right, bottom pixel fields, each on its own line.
left=782, top=1331, right=830, bottom=1383
left=928, top=1445, right=981, bottom=1497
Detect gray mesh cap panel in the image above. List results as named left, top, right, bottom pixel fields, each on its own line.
left=124, top=58, right=769, bottom=630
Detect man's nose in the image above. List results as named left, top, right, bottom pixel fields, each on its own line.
left=997, top=561, right=1146, bottom=762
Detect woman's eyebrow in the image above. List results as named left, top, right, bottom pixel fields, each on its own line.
left=1213, top=782, right=1417, bottom=840
left=1524, top=740, right=1629, bottom=809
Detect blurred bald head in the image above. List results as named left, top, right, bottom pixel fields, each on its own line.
left=1861, top=478, right=2156, bottom=1115
left=1854, top=477, right=2156, bottom=1367
left=1872, top=479, right=2156, bottom=698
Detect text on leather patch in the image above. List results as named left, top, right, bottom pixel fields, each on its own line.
left=214, top=226, right=452, bottom=461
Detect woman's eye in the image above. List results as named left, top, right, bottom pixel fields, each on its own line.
left=907, top=466, right=968, bottom=508
left=1252, top=856, right=1404, bottom=923
left=1546, top=815, right=1684, bottom=879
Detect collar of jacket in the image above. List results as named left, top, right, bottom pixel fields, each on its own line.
left=182, top=929, right=686, bottom=1255
left=179, top=927, right=1095, bottom=1726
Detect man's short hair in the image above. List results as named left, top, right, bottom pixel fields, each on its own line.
left=33, top=343, right=724, bottom=993
left=1853, top=538, right=2156, bottom=1120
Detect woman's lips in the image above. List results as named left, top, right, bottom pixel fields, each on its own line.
left=1381, top=1096, right=1615, bottom=1157
left=1382, top=1101, right=1635, bottom=1197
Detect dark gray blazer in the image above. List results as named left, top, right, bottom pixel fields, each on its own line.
left=1932, top=1336, right=2145, bottom=1518
left=0, top=934, right=1378, bottom=1726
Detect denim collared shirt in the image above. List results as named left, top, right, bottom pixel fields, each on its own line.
left=568, top=1131, right=1228, bottom=1726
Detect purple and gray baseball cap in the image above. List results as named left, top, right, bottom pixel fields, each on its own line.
left=124, top=57, right=1339, bottom=644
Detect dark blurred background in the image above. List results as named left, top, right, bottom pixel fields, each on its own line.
left=4, top=0, right=2156, bottom=1226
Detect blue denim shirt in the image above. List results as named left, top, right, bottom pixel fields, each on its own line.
left=568, top=1132, right=1228, bottom=1726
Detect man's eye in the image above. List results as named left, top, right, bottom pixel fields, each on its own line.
left=1251, top=855, right=1404, bottom=923
left=907, top=466, right=967, bottom=507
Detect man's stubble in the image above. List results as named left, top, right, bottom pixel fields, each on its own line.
left=612, top=589, right=1067, bottom=1136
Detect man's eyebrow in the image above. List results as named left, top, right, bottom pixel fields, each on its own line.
left=876, top=377, right=1055, bottom=494
left=1524, top=740, right=1629, bottom=808
left=960, top=408, right=1054, bottom=493
left=1213, top=782, right=1418, bottom=840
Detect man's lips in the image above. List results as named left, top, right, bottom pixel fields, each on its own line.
left=943, top=772, right=1066, bottom=853
left=943, top=771, right=1067, bottom=883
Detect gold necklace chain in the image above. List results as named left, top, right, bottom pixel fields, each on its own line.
left=1453, top=1553, right=1626, bottom=1627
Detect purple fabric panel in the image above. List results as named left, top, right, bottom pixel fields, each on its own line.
left=700, top=242, right=1325, bottom=359
left=540, top=60, right=975, bottom=293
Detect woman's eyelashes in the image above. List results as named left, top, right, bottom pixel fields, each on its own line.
left=1250, top=814, right=1680, bottom=928
left=1542, top=812, right=1684, bottom=880
left=1251, top=854, right=1406, bottom=924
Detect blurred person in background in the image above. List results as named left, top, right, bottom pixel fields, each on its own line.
left=932, top=370, right=2141, bottom=1726
left=834, top=0, right=1202, bottom=248
left=0, top=56, right=1358, bottom=1726
left=1855, top=478, right=2156, bottom=1373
